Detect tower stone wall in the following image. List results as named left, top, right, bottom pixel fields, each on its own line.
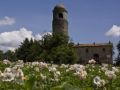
left=52, top=5, right=68, bottom=36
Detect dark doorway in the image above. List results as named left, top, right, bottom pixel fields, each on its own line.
left=93, top=54, right=100, bottom=64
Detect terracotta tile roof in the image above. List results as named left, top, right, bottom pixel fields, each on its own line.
left=73, top=43, right=113, bottom=47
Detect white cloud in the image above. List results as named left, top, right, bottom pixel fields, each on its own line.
left=35, top=32, right=52, bottom=40
left=35, top=34, right=42, bottom=40
left=0, top=28, right=51, bottom=52
left=105, top=25, right=120, bottom=37
left=0, top=46, right=16, bottom=52
left=0, top=16, right=15, bottom=26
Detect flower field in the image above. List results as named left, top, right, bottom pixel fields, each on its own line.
left=0, top=59, right=120, bottom=90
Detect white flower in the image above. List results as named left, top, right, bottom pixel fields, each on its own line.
left=34, top=67, right=40, bottom=72
left=15, top=68, right=24, bottom=78
left=69, top=64, right=85, bottom=71
left=101, top=67, right=108, bottom=72
left=66, top=69, right=70, bottom=72
left=15, top=64, right=24, bottom=68
left=93, top=76, right=105, bottom=88
left=112, top=67, right=119, bottom=73
left=49, top=67, right=57, bottom=72
left=52, top=64, right=58, bottom=68
left=102, top=64, right=108, bottom=68
left=40, top=73, right=47, bottom=80
left=55, top=71, right=61, bottom=76
left=60, top=64, right=69, bottom=68
left=88, top=59, right=96, bottom=64
left=15, top=60, right=24, bottom=68
left=53, top=73, right=60, bottom=82
left=2, top=67, right=24, bottom=82
left=0, top=70, right=4, bottom=78
left=79, top=65, right=86, bottom=70
left=17, top=60, right=24, bottom=64
left=3, top=59, right=11, bottom=65
left=105, top=70, right=116, bottom=79
left=74, top=69, right=87, bottom=80
left=4, top=67, right=12, bottom=73
left=32, top=61, right=39, bottom=66
left=2, top=72, right=15, bottom=82
left=74, top=71, right=80, bottom=76
left=79, top=70, right=87, bottom=80
left=39, top=62, right=48, bottom=68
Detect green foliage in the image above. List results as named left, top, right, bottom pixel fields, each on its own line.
left=26, top=40, right=42, bottom=61
left=39, top=34, right=77, bottom=64
left=24, top=74, right=36, bottom=90
left=4, top=50, right=17, bottom=61
left=0, top=50, right=4, bottom=60
left=50, top=45, right=77, bottom=64
left=116, top=41, right=120, bottom=65
left=0, top=50, right=17, bottom=61
left=16, top=38, right=32, bottom=61
left=51, top=82, right=80, bottom=90
left=117, top=41, right=120, bottom=52
left=16, top=38, right=42, bottom=62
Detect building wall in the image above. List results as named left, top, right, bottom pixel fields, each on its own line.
left=74, top=44, right=113, bottom=64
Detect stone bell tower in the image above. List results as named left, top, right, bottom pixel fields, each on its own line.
left=52, top=4, right=68, bottom=36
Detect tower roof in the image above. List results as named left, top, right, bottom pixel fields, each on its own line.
left=55, top=4, right=65, bottom=9
left=53, top=4, right=67, bottom=12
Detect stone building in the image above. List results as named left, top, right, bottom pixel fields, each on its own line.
left=52, top=4, right=113, bottom=64
left=74, top=43, right=113, bottom=64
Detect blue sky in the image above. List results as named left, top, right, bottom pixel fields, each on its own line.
left=0, top=0, right=120, bottom=55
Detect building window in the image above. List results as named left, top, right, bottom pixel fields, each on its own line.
left=102, top=48, right=106, bottom=52
left=59, top=13, right=63, bottom=18
left=86, top=48, right=89, bottom=53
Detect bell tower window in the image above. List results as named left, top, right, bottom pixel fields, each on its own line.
left=58, top=13, right=63, bottom=18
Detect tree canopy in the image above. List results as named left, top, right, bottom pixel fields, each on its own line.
left=116, top=41, right=120, bottom=65
left=15, top=34, right=78, bottom=64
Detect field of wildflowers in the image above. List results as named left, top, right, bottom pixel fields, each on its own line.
left=0, top=59, right=120, bottom=90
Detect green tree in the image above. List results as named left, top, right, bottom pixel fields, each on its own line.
left=50, top=45, right=78, bottom=64
left=4, top=50, right=17, bottom=61
left=116, top=41, right=120, bottom=65
left=0, top=50, right=4, bottom=60
left=39, top=34, right=78, bottom=64
left=15, top=33, right=77, bottom=64
left=16, top=38, right=33, bottom=62
left=39, top=34, right=54, bottom=62
left=16, top=38, right=42, bottom=62
left=28, top=40, right=42, bottom=61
